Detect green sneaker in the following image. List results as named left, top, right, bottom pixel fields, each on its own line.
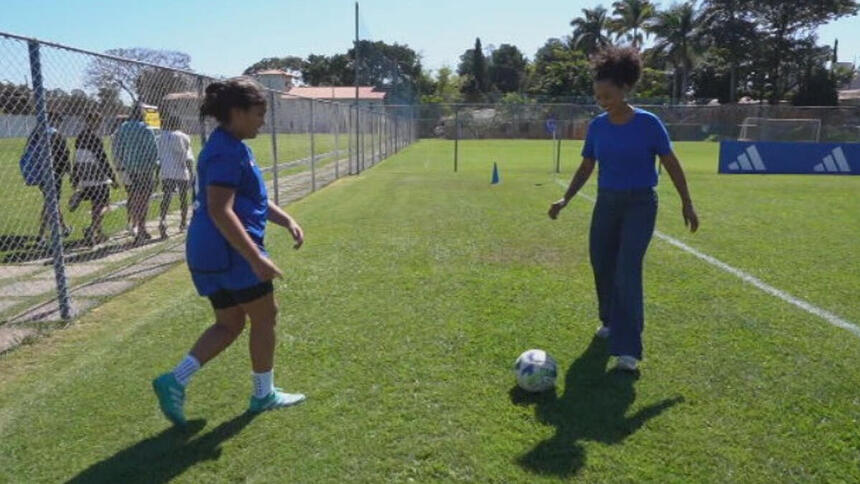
left=152, top=372, right=187, bottom=426
left=248, top=388, right=306, bottom=414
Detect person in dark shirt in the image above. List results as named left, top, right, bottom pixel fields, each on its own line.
left=71, top=111, right=117, bottom=245
left=25, top=112, right=73, bottom=245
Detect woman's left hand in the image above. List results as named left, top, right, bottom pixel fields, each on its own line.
left=288, top=221, right=304, bottom=249
left=682, top=202, right=699, bottom=233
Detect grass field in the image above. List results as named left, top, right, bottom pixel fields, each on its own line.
left=1, top=139, right=858, bottom=482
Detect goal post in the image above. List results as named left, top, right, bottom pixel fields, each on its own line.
left=739, top=117, right=822, bottom=142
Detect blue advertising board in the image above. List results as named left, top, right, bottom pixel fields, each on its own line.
left=719, top=141, right=860, bottom=175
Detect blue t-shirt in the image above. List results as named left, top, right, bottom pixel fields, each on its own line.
left=581, top=108, right=672, bottom=190
left=187, top=128, right=268, bottom=272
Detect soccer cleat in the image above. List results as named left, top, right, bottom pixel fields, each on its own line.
left=152, top=372, right=187, bottom=426
left=595, top=326, right=610, bottom=339
left=248, top=388, right=306, bottom=414
left=615, top=355, right=639, bottom=372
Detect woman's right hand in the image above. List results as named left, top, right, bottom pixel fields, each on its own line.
left=250, top=254, right=283, bottom=281
left=548, top=199, right=567, bottom=220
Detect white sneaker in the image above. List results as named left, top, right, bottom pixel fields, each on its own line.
left=616, top=356, right=639, bottom=371
left=595, top=326, right=610, bottom=339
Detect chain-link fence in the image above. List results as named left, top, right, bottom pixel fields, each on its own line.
left=415, top=102, right=858, bottom=173
left=0, top=31, right=416, bottom=328
left=417, top=103, right=860, bottom=142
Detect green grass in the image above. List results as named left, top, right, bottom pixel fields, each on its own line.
left=1, top=139, right=859, bottom=482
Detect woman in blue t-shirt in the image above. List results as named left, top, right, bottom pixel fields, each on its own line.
left=548, top=47, right=699, bottom=372
left=152, top=78, right=306, bottom=425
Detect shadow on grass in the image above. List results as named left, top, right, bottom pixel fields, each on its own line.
left=511, top=337, right=683, bottom=478
left=66, top=413, right=256, bottom=484
left=1, top=236, right=159, bottom=264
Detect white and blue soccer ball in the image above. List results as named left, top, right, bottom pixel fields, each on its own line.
left=513, top=349, right=558, bottom=392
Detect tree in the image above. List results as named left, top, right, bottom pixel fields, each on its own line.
left=350, top=40, right=425, bottom=103
left=690, top=53, right=734, bottom=103
left=302, top=54, right=332, bottom=86
left=85, top=48, right=192, bottom=105
left=609, top=0, right=656, bottom=48
left=794, top=66, right=838, bottom=106
left=701, top=0, right=758, bottom=103
left=459, top=38, right=490, bottom=102
left=135, top=69, right=192, bottom=106
left=243, top=56, right=305, bottom=77
left=570, top=6, right=613, bottom=55
left=527, top=38, right=592, bottom=99
left=636, top=67, right=671, bottom=100
left=0, top=82, right=33, bottom=114
left=647, top=2, right=706, bottom=103
left=420, top=66, right=463, bottom=104
left=751, top=0, right=858, bottom=103
left=489, top=44, right=528, bottom=93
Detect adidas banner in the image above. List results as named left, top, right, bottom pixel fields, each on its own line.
left=719, top=141, right=860, bottom=175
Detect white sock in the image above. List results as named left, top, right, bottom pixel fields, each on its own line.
left=172, top=354, right=200, bottom=387
left=252, top=370, right=274, bottom=399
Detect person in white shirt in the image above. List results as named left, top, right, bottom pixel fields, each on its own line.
left=156, top=115, right=195, bottom=238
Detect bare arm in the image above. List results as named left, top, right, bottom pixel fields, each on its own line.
left=548, top=158, right=596, bottom=219
left=208, top=186, right=282, bottom=278
left=658, top=151, right=699, bottom=232
left=267, top=200, right=304, bottom=249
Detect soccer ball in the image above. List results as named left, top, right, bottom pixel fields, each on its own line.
left=513, top=349, right=557, bottom=392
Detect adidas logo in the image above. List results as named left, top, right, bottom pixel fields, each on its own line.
left=728, top=145, right=766, bottom=172
left=813, top=147, right=851, bottom=173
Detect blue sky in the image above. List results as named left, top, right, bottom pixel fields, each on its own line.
left=2, top=0, right=858, bottom=80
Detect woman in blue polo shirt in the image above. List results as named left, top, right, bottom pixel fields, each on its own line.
left=152, top=78, right=306, bottom=425
left=549, top=47, right=699, bottom=372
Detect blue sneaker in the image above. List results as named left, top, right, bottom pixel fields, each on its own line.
left=248, top=388, right=306, bottom=414
left=152, top=372, right=186, bottom=426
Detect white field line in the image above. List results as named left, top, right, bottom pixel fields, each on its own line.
left=553, top=179, right=860, bottom=338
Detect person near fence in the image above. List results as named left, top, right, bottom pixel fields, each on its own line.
left=152, top=77, right=306, bottom=426
left=114, top=104, right=159, bottom=244
left=156, top=114, right=194, bottom=238
left=21, top=111, right=73, bottom=247
left=548, top=46, right=699, bottom=372
left=69, top=111, right=118, bottom=246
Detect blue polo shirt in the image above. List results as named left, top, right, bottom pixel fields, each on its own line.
left=186, top=127, right=268, bottom=277
left=582, top=108, right=672, bottom=190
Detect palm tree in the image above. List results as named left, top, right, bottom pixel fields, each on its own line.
left=570, top=6, right=613, bottom=56
left=609, top=0, right=656, bottom=48
left=647, top=2, right=706, bottom=103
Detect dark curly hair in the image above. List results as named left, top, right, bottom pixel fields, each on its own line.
left=200, top=77, right=266, bottom=124
left=591, top=46, right=642, bottom=89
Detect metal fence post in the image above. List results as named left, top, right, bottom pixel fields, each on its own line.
left=454, top=108, right=459, bottom=172
left=196, top=76, right=208, bottom=146
left=348, top=105, right=354, bottom=175
left=358, top=106, right=364, bottom=173
left=310, top=99, right=316, bottom=192
left=268, top=90, right=280, bottom=205
left=28, top=40, right=71, bottom=320
left=369, top=108, right=376, bottom=166
left=334, top=102, right=340, bottom=179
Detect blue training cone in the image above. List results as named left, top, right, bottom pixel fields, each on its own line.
left=491, top=162, right=500, bottom=184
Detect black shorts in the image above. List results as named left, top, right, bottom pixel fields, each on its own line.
left=207, top=281, right=273, bottom=310
left=80, top=185, right=110, bottom=206
left=162, top=179, right=190, bottom=194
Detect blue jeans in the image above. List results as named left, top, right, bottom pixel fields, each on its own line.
left=589, top=187, right=658, bottom=360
